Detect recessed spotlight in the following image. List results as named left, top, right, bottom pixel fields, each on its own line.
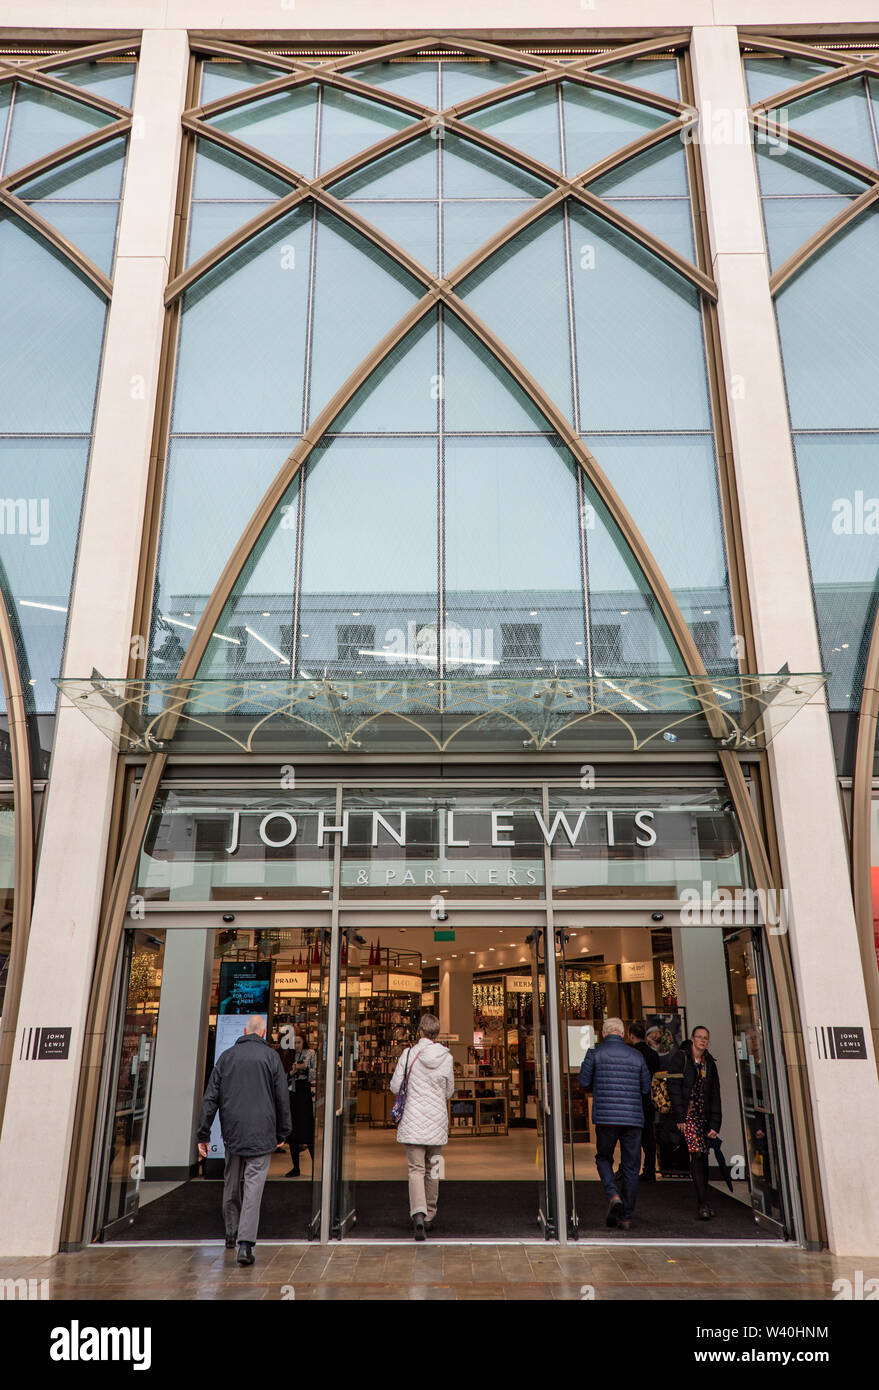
left=620, top=609, right=629, bottom=616
left=262, top=611, right=271, bottom=617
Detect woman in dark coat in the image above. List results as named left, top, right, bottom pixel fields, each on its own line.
left=285, top=1031, right=316, bottom=1177
left=667, top=1025, right=723, bottom=1219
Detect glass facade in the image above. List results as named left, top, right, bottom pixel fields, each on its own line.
left=0, top=56, right=134, bottom=716
left=150, top=52, right=736, bottom=687
left=747, top=54, right=879, bottom=710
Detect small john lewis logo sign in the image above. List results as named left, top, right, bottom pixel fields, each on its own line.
left=20, top=1027, right=72, bottom=1060
left=814, top=1025, right=867, bottom=1060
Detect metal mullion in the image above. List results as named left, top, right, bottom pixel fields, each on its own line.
left=436, top=63, right=446, bottom=691
left=292, top=91, right=322, bottom=680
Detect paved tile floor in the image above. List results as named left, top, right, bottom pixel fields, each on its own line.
left=1, top=1242, right=875, bottom=1300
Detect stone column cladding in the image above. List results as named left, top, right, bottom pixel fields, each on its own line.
left=690, top=24, right=879, bottom=1255
left=0, top=31, right=191, bottom=1257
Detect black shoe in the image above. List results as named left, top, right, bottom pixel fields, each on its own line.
left=225, top=1233, right=238, bottom=1250
left=237, top=1241, right=255, bottom=1265
left=425, top=1218, right=436, bottom=1234
left=639, top=1171, right=656, bottom=1182
left=697, top=1204, right=712, bottom=1221
left=285, top=1168, right=301, bottom=1177
left=618, top=1219, right=632, bottom=1232
left=606, top=1197, right=624, bottom=1228
left=413, top=1214, right=426, bottom=1242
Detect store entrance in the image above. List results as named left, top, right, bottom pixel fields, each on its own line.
left=93, top=913, right=793, bottom=1244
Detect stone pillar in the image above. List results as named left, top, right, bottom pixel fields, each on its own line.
left=691, top=25, right=879, bottom=1254
left=672, top=927, right=745, bottom=1162
left=0, top=30, right=190, bottom=1256
left=144, top=929, right=214, bottom=1180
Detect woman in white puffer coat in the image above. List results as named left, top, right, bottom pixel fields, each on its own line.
left=389, top=1013, right=456, bottom=1239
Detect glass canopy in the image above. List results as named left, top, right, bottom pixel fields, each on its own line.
left=55, top=671, right=826, bottom=756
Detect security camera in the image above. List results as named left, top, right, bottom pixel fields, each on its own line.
left=222, top=913, right=236, bottom=923
left=434, top=908, right=449, bottom=923
left=651, top=912, right=665, bottom=923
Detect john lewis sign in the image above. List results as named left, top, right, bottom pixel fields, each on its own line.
left=223, top=807, right=659, bottom=854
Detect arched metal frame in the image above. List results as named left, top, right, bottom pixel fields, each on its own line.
left=61, top=31, right=821, bottom=1245
left=743, top=33, right=879, bottom=1057
left=0, top=35, right=139, bottom=1134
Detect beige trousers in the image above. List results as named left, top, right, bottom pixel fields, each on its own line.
left=405, top=1143, right=442, bottom=1220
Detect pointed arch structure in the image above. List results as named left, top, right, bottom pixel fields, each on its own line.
left=0, top=35, right=140, bottom=1132
left=60, top=32, right=823, bottom=1245
left=743, top=33, right=879, bottom=1058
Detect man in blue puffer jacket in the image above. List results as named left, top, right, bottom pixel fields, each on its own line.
left=579, top=1017, right=652, bottom=1231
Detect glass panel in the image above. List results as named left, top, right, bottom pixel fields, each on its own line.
left=338, top=200, right=437, bottom=277
left=443, top=198, right=532, bottom=274
left=442, top=313, right=550, bottom=432
left=582, top=435, right=734, bottom=672
left=186, top=200, right=273, bottom=266
left=744, top=55, right=836, bottom=105
left=206, top=87, right=319, bottom=177
left=0, top=217, right=106, bottom=431
left=593, top=58, right=680, bottom=100
left=330, top=136, right=437, bottom=199
left=14, top=136, right=126, bottom=199
left=191, top=138, right=292, bottom=200
left=347, top=60, right=438, bottom=106
left=171, top=208, right=312, bottom=434
left=297, top=436, right=438, bottom=678
left=0, top=438, right=89, bottom=712
left=561, top=83, right=669, bottom=177
left=98, top=931, right=163, bottom=1233
left=22, top=199, right=119, bottom=274
left=332, top=931, right=359, bottom=1237
left=0, top=85, right=11, bottom=163
left=201, top=59, right=288, bottom=104
left=775, top=211, right=879, bottom=428
left=775, top=78, right=876, bottom=167
left=794, top=432, right=879, bottom=709
left=440, top=59, right=535, bottom=106
left=548, top=787, right=742, bottom=894
left=5, top=84, right=113, bottom=175
left=151, top=437, right=299, bottom=677
left=318, top=87, right=414, bottom=173
left=441, top=131, right=549, bottom=197
left=582, top=474, right=686, bottom=679
left=753, top=136, right=868, bottom=196
left=529, top=927, right=559, bottom=1238
left=329, top=315, right=438, bottom=433
left=340, top=786, right=545, bottom=899
left=459, top=211, right=573, bottom=423
left=460, top=84, right=562, bottom=170
left=761, top=195, right=851, bottom=271
left=136, top=790, right=335, bottom=900
left=603, top=197, right=695, bottom=261
left=307, top=212, right=423, bottom=425
left=570, top=206, right=711, bottom=430
left=588, top=136, right=688, bottom=197
left=444, top=435, right=586, bottom=675
left=52, top=59, right=136, bottom=107
left=196, top=473, right=301, bottom=681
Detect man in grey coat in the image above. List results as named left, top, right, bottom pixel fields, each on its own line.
left=578, top=1016, right=652, bottom=1231
left=197, top=1015, right=291, bottom=1265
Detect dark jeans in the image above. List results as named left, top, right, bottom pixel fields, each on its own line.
left=594, top=1125, right=642, bottom=1219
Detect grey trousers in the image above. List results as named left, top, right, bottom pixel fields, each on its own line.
left=222, top=1151, right=272, bottom=1245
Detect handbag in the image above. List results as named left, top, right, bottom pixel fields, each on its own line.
left=390, top=1044, right=422, bottom=1126
left=651, top=1070, right=672, bottom=1115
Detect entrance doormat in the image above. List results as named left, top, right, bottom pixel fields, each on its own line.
left=111, top=1177, right=771, bottom=1242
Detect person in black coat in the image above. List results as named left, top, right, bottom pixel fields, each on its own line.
left=666, top=1025, right=723, bottom=1219
left=197, top=1016, right=291, bottom=1265
left=628, top=1021, right=661, bottom=1180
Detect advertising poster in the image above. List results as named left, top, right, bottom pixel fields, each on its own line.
left=207, top=961, right=272, bottom=1162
